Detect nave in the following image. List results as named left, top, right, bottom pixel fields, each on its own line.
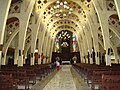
left=1, top=0, right=120, bottom=90
left=43, top=65, right=77, bottom=90
left=31, top=65, right=90, bottom=90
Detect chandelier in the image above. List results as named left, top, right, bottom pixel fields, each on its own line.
left=58, top=30, right=71, bottom=40
left=53, top=0, right=73, bottom=18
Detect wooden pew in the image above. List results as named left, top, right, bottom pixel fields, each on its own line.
left=0, top=75, right=17, bottom=90
left=0, top=63, right=56, bottom=90
left=17, top=68, right=36, bottom=84
left=72, top=63, right=120, bottom=90
left=1, top=66, right=37, bottom=84
left=0, top=71, right=29, bottom=90
left=91, top=71, right=120, bottom=90
left=102, top=75, right=120, bottom=90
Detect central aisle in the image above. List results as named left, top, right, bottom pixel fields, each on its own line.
left=42, top=65, right=76, bottom=90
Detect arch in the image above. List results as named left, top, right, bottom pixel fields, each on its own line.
left=47, top=17, right=82, bottom=33
left=2, top=28, right=19, bottom=64
left=37, top=0, right=87, bottom=23
left=50, top=24, right=79, bottom=38
left=2, top=16, right=20, bottom=64
left=43, top=11, right=84, bottom=31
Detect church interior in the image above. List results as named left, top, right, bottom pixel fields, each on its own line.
left=0, top=0, right=120, bottom=90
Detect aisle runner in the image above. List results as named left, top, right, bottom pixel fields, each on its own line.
left=43, top=65, right=76, bottom=90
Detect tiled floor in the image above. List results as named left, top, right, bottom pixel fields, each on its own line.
left=31, top=65, right=90, bottom=90
left=42, top=65, right=76, bottom=90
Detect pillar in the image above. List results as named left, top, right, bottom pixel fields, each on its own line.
left=18, top=0, right=35, bottom=66
left=38, top=26, right=46, bottom=64
left=14, top=47, right=18, bottom=65
left=0, top=0, right=12, bottom=65
left=92, top=0, right=111, bottom=66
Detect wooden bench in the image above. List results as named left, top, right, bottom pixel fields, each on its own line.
left=0, top=75, right=17, bottom=90
left=91, top=71, right=120, bottom=90
left=17, top=68, right=36, bottom=85
left=102, top=75, right=120, bottom=90
left=0, top=63, right=56, bottom=90
left=0, top=71, right=29, bottom=90
left=72, top=63, right=120, bottom=90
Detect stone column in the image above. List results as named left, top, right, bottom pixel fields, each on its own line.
left=14, top=48, right=18, bottom=65
left=42, top=34, right=47, bottom=64
left=43, top=33, right=50, bottom=64
left=18, top=0, right=35, bottom=67
left=0, top=0, right=12, bottom=65
left=92, top=0, right=111, bottom=66
left=90, top=50, right=93, bottom=64
left=38, top=26, right=46, bottom=64
left=81, top=30, right=88, bottom=64
left=87, top=15, right=100, bottom=65
left=93, top=30, right=100, bottom=65
left=77, top=35, right=83, bottom=63
left=46, top=37, right=52, bottom=63
left=38, top=29, right=43, bottom=65
left=30, top=23, right=38, bottom=65
left=49, top=39, right=54, bottom=63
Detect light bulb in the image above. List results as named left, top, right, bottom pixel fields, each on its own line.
left=60, top=2, right=63, bottom=5
left=56, top=1, right=60, bottom=4
left=64, top=5, right=67, bottom=9
left=56, top=14, right=60, bottom=16
left=9, top=31, right=12, bottom=34
left=63, top=14, right=66, bottom=17
left=83, top=26, right=85, bottom=28
left=64, top=1, right=67, bottom=4
left=70, top=8, right=73, bottom=11
left=69, top=11, right=72, bottom=14
left=60, top=9, right=63, bottom=12
left=51, top=7, right=54, bottom=10
left=57, top=5, right=60, bottom=8
left=54, top=6, right=57, bottom=9
left=67, top=6, right=70, bottom=9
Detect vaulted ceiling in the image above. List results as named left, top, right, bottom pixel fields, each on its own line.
left=35, top=0, right=91, bottom=37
